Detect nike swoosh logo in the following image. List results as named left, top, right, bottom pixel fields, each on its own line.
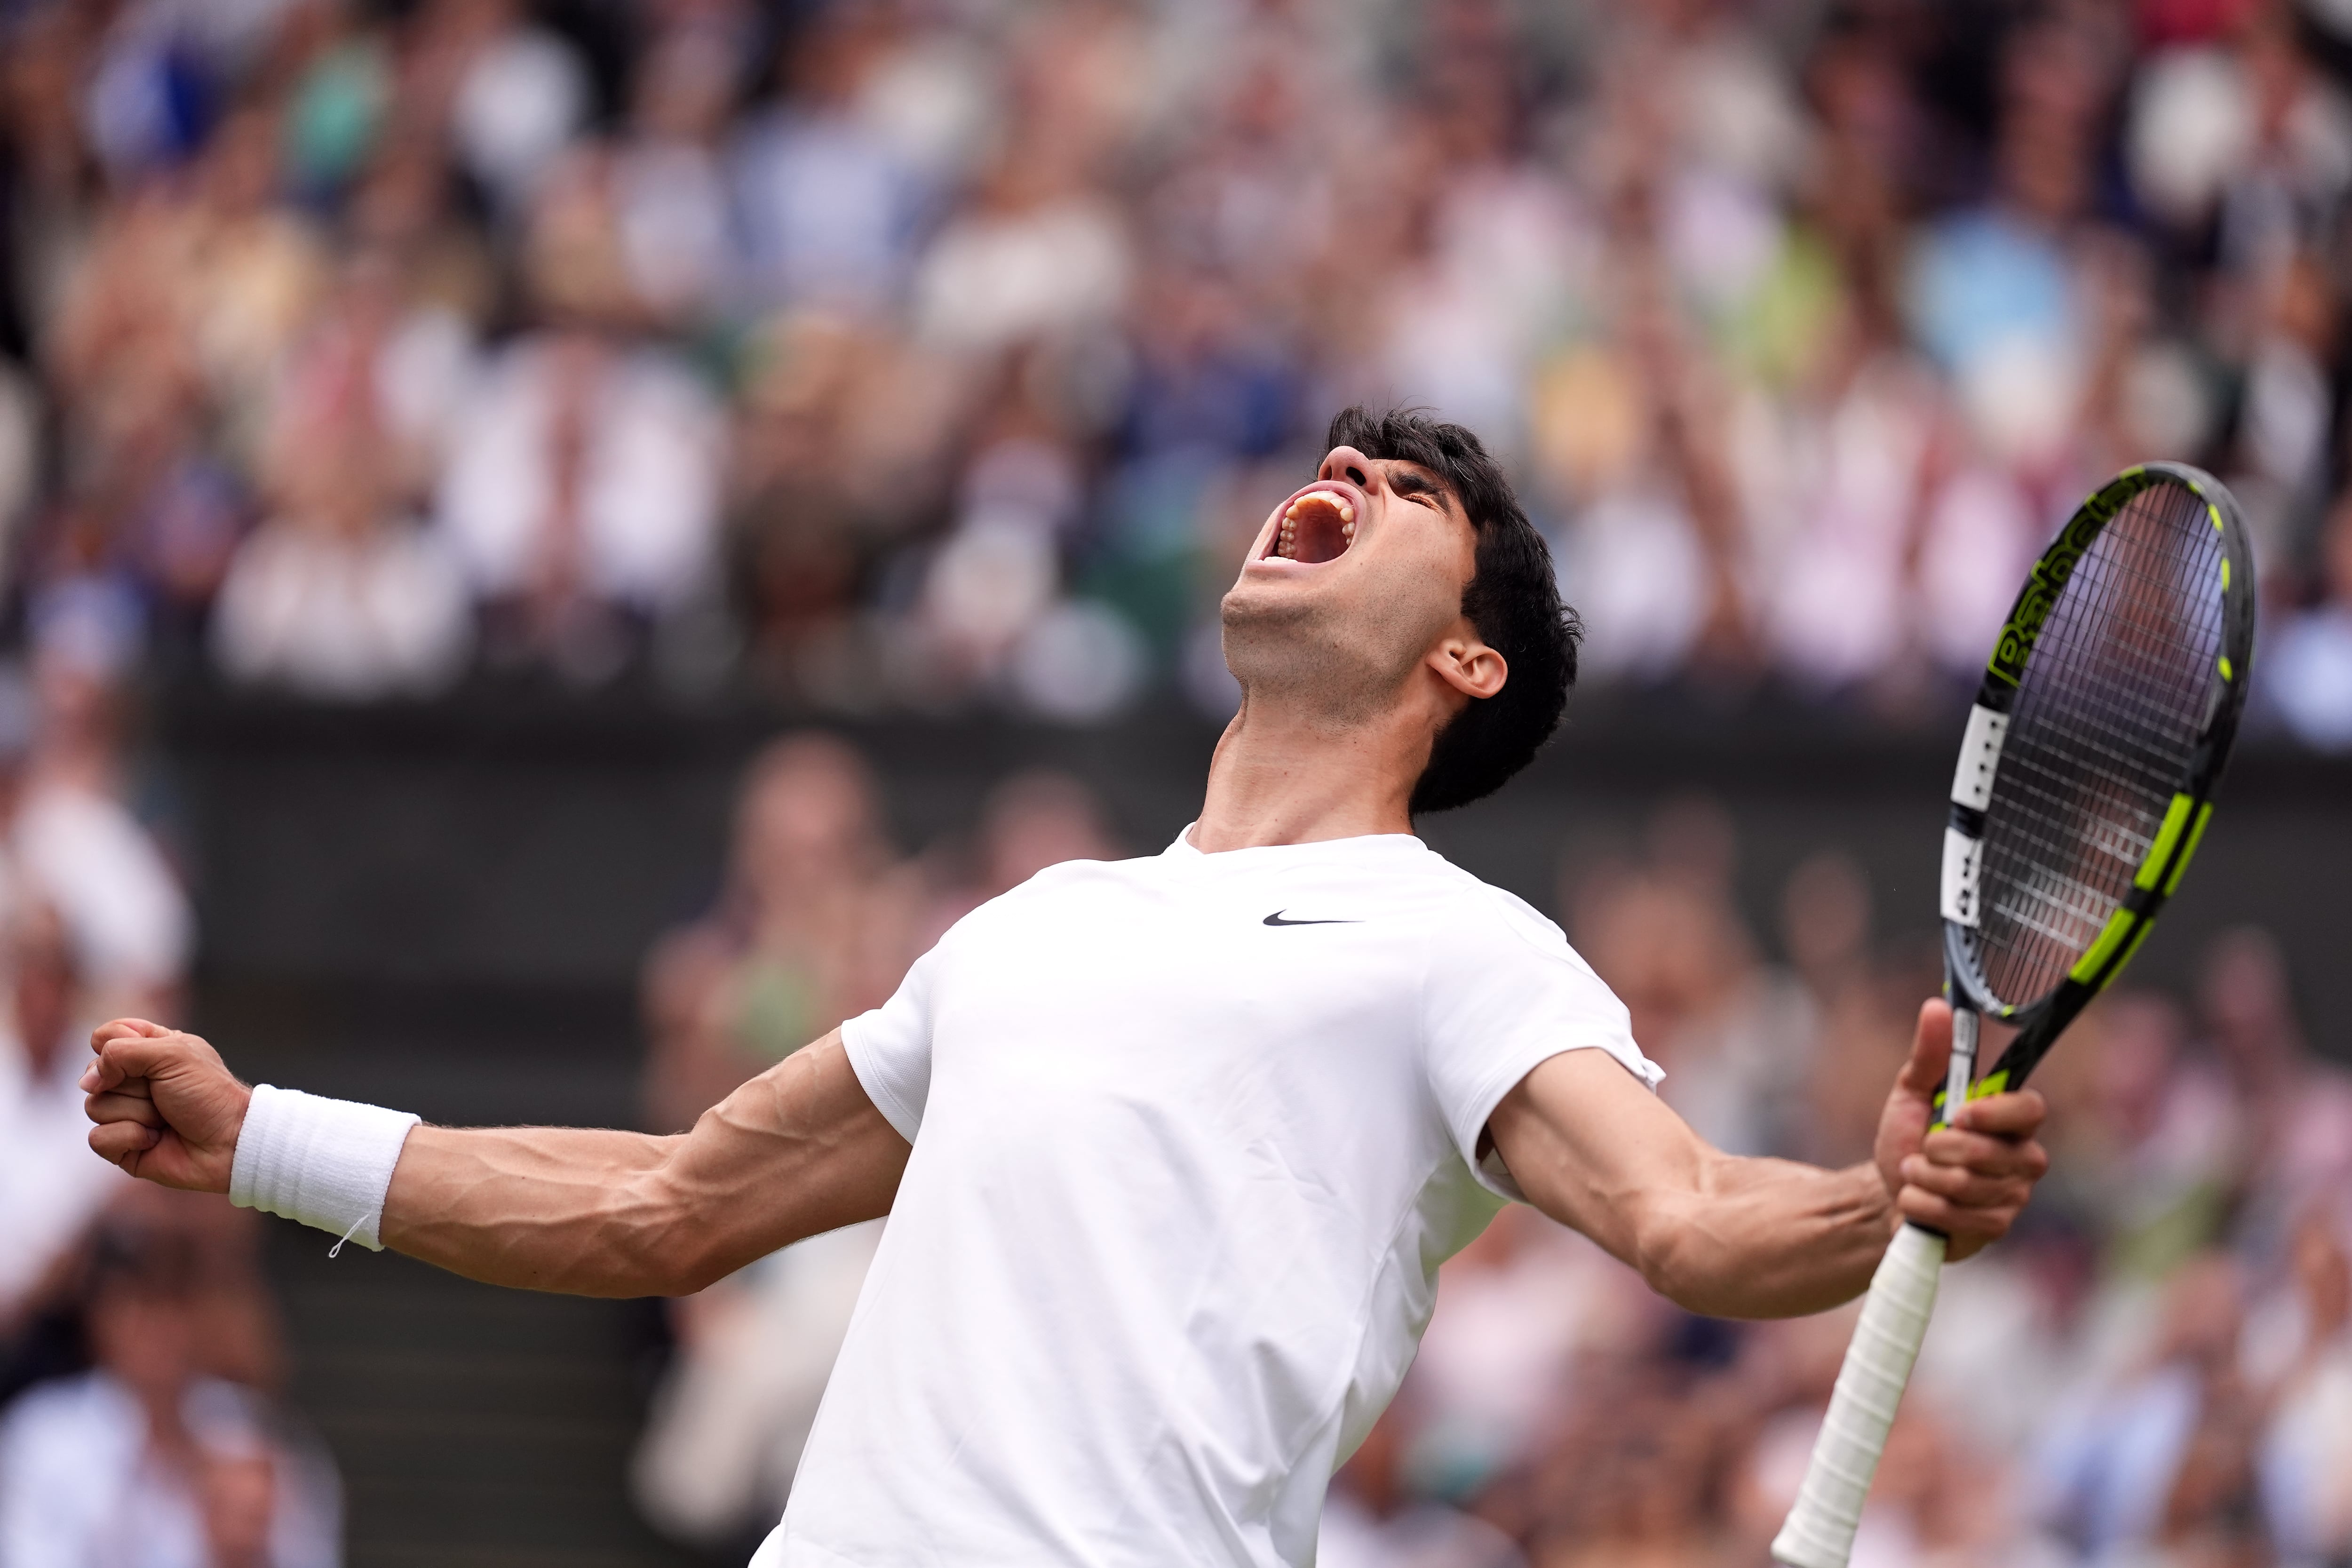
left=1263, top=911, right=1360, bottom=926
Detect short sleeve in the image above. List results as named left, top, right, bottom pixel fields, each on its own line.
left=840, top=942, right=944, bottom=1143
left=1421, top=890, right=1662, bottom=1200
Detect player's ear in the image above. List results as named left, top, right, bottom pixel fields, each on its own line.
left=1429, top=632, right=1506, bottom=701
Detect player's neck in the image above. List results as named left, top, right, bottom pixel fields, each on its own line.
left=1191, top=691, right=1423, bottom=852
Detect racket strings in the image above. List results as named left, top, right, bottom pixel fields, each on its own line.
left=1971, top=481, right=2225, bottom=1006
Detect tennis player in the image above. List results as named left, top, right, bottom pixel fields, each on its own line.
left=84, top=407, right=2048, bottom=1568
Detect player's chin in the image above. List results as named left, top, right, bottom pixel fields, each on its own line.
left=1219, top=574, right=1323, bottom=634
left=1231, top=559, right=1331, bottom=597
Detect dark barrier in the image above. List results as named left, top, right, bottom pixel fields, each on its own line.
left=160, top=682, right=2352, bottom=1035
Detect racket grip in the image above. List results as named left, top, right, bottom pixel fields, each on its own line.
left=1770, top=1222, right=1946, bottom=1568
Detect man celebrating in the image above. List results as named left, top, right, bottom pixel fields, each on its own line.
left=85, top=408, right=2048, bottom=1568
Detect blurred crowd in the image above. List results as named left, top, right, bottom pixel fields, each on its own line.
left=0, top=652, right=339, bottom=1565
left=620, top=736, right=2352, bottom=1568
left=1, top=0, right=2352, bottom=736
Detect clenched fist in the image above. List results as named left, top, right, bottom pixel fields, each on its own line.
left=82, top=1019, right=251, bottom=1193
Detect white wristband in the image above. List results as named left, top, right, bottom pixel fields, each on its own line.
left=228, top=1085, right=420, bottom=1253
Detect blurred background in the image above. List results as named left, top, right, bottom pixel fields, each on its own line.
left=0, top=0, right=2349, bottom=1565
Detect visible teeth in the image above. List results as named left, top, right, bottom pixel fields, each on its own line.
left=1286, top=491, right=1354, bottom=521
left=1271, top=490, right=1359, bottom=562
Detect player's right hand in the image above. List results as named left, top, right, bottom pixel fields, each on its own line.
left=81, top=1019, right=250, bottom=1193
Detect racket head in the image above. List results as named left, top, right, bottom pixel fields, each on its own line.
left=1936, top=462, right=2256, bottom=1104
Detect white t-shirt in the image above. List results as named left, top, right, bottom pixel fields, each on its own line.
left=759, top=830, right=1659, bottom=1568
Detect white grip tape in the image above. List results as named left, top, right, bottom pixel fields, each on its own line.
left=228, top=1085, right=420, bottom=1252
left=1771, top=1223, right=1946, bottom=1568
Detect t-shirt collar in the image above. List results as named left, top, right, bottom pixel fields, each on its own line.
left=1166, top=822, right=1431, bottom=862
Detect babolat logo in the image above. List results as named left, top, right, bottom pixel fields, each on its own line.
left=1988, top=481, right=2130, bottom=686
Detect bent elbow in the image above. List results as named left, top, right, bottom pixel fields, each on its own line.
left=665, top=1244, right=735, bottom=1298
left=1633, top=1227, right=1839, bottom=1321
left=1639, top=1253, right=1749, bottom=1318
left=1629, top=1202, right=1740, bottom=1318
left=1634, top=1236, right=1711, bottom=1315
left=609, top=1169, right=722, bottom=1298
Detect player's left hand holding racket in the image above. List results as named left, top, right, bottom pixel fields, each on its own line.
left=1773, top=462, right=2257, bottom=1568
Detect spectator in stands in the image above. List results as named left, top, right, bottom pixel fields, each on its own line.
left=640, top=732, right=913, bottom=1136
left=635, top=753, right=1130, bottom=1551
left=1566, top=799, right=1810, bottom=1158
left=611, top=22, right=738, bottom=331
left=1777, top=851, right=1874, bottom=1020
left=0, top=900, right=127, bottom=1379
left=343, top=131, right=500, bottom=334
left=0, top=1218, right=339, bottom=1568
left=914, top=766, right=1120, bottom=947
left=1522, top=1352, right=1731, bottom=1568
left=2257, top=1204, right=2352, bottom=1568
left=2045, top=991, right=2241, bottom=1287
left=433, top=269, right=726, bottom=683
left=413, top=0, right=589, bottom=223
left=1403, top=1203, right=1623, bottom=1506
left=212, top=438, right=472, bottom=702
left=262, top=247, right=478, bottom=517
left=2034, top=1251, right=2265, bottom=1564
left=39, top=184, right=246, bottom=662
left=1318, top=1390, right=1524, bottom=1568
left=181, top=107, right=332, bottom=443
left=0, top=6, right=103, bottom=343
left=633, top=733, right=918, bottom=1552
left=731, top=10, right=933, bottom=318
left=725, top=311, right=938, bottom=699
left=907, top=11, right=1137, bottom=358
left=214, top=263, right=475, bottom=702
left=0, top=641, right=189, bottom=1020
left=2196, top=927, right=2352, bottom=1268
left=2268, top=487, right=2352, bottom=750
left=630, top=1202, right=886, bottom=1557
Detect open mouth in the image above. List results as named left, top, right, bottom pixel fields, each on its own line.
left=1263, top=489, right=1357, bottom=565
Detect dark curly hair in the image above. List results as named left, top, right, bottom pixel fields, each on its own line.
left=1324, top=406, right=1580, bottom=814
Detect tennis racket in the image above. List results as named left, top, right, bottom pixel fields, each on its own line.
left=1770, top=462, right=2257, bottom=1568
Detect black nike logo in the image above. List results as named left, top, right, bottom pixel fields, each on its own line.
left=1263, top=911, right=1360, bottom=926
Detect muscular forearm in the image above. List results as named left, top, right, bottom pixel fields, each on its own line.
left=1490, top=1011, right=2048, bottom=1323
left=382, top=1039, right=906, bottom=1297
left=1623, top=1154, right=1893, bottom=1319
left=82, top=1019, right=908, bottom=1300
left=381, top=1124, right=691, bottom=1296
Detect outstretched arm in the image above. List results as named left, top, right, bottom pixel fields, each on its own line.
left=82, top=1020, right=908, bottom=1298
left=1484, top=1000, right=2047, bottom=1319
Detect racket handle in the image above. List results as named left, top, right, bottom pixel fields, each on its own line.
left=1770, top=1222, right=1946, bottom=1568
